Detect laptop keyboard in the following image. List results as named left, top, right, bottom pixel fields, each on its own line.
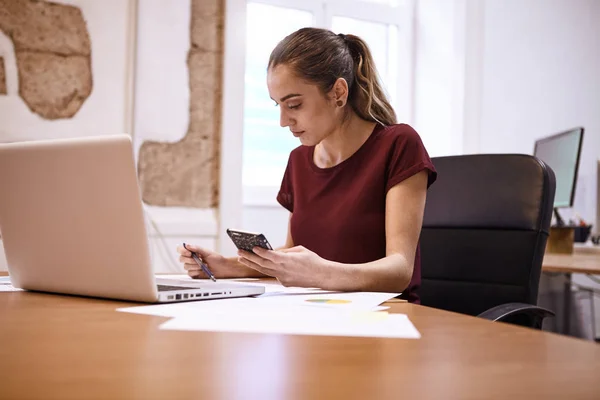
left=157, top=284, right=196, bottom=292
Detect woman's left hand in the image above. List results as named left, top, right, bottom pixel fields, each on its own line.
left=237, top=246, right=329, bottom=287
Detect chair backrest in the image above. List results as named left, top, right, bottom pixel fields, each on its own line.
left=420, top=154, right=556, bottom=316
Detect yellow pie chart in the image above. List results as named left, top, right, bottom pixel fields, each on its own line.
left=305, top=299, right=351, bottom=304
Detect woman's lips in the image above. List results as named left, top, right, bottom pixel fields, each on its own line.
left=292, top=130, right=304, bottom=137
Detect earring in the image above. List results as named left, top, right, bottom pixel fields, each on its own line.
left=336, top=100, right=344, bottom=107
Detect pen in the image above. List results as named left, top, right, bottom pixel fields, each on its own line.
left=183, top=243, right=217, bottom=282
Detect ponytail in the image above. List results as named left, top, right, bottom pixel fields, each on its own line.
left=269, top=28, right=397, bottom=126
left=342, top=34, right=397, bottom=126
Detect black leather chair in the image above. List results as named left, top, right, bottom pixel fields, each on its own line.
left=420, top=154, right=556, bottom=329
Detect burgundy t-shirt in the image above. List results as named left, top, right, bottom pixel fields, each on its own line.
left=276, top=123, right=437, bottom=303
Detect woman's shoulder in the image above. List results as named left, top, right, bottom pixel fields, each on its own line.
left=287, top=144, right=311, bottom=163
left=370, top=123, right=427, bottom=156
left=376, top=123, right=422, bottom=143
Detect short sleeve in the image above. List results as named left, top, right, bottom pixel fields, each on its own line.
left=386, top=125, right=437, bottom=192
left=276, top=155, right=294, bottom=212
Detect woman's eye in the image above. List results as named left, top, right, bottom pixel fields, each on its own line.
left=288, top=104, right=301, bottom=109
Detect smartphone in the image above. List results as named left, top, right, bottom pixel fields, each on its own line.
left=226, top=229, right=273, bottom=253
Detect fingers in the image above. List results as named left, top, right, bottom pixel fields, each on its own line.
left=188, top=269, right=202, bottom=278
left=178, top=243, right=211, bottom=258
left=179, top=254, right=191, bottom=263
left=179, top=249, right=201, bottom=273
left=252, top=246, right=284, bottom=262
left=178, top=243, right=210, bottom=279
left=183, top=262, right=206, bottom=279
left=178, top=246, right=210, bottom=266
left=280, top=246, right=305, bottom=253
left=182, top=262, right=200, bottom=271
left=177, top=244, right=192, bottom=257
left=238, top=249, right=277, bottom=270
left=238, top=255, right=276, bottom=277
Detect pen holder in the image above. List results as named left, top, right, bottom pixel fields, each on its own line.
left=547, top=227, right=574, bottom=254
left=574, top=225, right=592, bottom=243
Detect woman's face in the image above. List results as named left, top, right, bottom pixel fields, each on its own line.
left=267, top=64, right=340, bottom=146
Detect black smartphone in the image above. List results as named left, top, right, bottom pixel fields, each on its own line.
left=226, top=229, right=273, bottom=253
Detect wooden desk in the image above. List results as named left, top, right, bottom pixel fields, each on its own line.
left=1, top=290, right=599, bottom=399
left=542, top=245, right=600, bottom=335
left=542, top=245, right=600, bottom=274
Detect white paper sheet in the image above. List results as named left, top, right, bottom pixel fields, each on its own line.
left=0, top=277, right=23, bottom=292
left=256, top=291, right=400, bottom=311
left=117, top=291, right=399, bottom=318
left=120, top=278, right=408, bottom=338
left=160, top=311, right=420, bottom=339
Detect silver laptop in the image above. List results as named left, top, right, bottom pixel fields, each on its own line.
left=0, top=134, right=264, bottom=302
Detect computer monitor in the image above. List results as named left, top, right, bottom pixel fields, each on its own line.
left=533, top=127, right=584, bottom=226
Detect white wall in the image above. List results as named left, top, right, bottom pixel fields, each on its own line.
left=474, top=0, right=600, bottom=338
left=0, top=0, right=133, bottom=141
left=133, top=0, right=217, bottom=273
left=476, top=0, right=600, bottom=226
left=413, top=0, right=600, bottom=227
left=133, top=0, right=190, bottom=152
left=0, top=242, right=6, bottom=271
left=242, top=206, right=289, bottom=249
left=412, top=0, right=467, bottom=157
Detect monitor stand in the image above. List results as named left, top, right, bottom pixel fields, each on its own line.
left=553, top=207, right=566, bottom=227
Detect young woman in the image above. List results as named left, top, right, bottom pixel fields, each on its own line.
left=178, top=28, right=436, bottom=302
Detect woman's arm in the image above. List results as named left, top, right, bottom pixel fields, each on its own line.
left=238, top=171, right=429, bottom=292
left=317, top=170, right=428, bottom=292
left=278, top=213, right=294, bottom=250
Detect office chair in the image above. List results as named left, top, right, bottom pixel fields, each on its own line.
left=420, top=154, right=556, bottom=329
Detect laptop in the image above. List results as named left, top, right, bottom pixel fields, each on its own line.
left=0, top=134, right=264, bottom=302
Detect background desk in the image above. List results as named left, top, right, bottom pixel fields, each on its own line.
left=1, top=288, right=599, bottom=399
left=542, top=245, right=600, bottom=335
left=542, top=245, right=600, bottom=275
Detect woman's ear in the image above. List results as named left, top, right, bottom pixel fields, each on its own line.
left=331, top=77, right=349, bottom=107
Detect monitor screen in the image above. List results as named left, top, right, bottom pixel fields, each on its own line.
left=534, top=127, right=584, bottom=208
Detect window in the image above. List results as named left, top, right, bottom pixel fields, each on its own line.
left=242, top=3, right=314, bottom=188
left=242, top=0, right=414, bottom=204
left=330, top=17, right=399, bottom=112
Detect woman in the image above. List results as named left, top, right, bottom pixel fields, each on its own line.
left=177, top=28, right=436, bottom=302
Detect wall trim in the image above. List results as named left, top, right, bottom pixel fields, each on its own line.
left=461, top=0, right=485, bottom=155
left=218, top=0, right=247, bottom=256
left=143, top=205, right=218, bottom=237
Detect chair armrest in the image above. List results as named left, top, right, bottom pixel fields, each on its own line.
left=478, top=302, right=555, bottom=330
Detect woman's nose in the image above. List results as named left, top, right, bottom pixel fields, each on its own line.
left=279, top=109, right=289, bottom=128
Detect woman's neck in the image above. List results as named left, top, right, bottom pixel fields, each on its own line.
left=314, top=114, right=377, bottom=169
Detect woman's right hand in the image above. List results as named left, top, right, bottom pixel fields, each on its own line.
left=176, top=243, right=230, bottom=279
